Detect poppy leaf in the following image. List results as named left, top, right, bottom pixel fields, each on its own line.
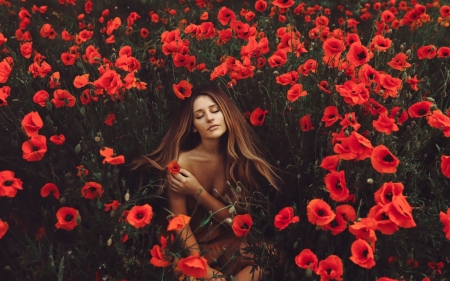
left=46, top=101, right=52, bottom=111
left=80, top=107, right=85, bottom=116
left=436, top=144, right=441, bottom=152
left=58, top=256, right=65, bottom=281
left=96, top=198, right=102, bottom=210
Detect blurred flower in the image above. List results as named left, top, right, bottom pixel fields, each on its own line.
left=232, top=214, right=252, bottom=237
left=55, top=207, right=80, bottom=231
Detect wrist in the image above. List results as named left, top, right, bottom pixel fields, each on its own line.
left=191, top=184, right=204, bottom=197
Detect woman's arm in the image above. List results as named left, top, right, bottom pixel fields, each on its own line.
left=167, top=168, right=233, bottom=224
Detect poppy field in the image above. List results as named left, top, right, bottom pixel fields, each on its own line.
left=1, top=0, right=450, bottom=280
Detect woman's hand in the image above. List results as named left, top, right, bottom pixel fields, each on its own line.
left=167, top=168, right=204, bottom=197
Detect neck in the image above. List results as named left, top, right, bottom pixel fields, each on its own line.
left=197, top=138, right=221, bottom=155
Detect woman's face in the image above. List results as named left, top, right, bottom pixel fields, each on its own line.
left=192, top=95, right=227, bottom=140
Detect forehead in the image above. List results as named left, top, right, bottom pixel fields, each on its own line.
left=192, top=95, right=217, bottom=111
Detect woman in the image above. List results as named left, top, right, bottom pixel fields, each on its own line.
left=131, top=85, right=281, bottom=280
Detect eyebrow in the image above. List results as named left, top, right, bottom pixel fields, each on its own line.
left=193, top=104, right=218, bottom=113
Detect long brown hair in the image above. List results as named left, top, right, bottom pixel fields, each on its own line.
left=130, top=85, right=281, bottom=193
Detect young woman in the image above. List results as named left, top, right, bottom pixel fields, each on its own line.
left=131, top=85, right=281, bottom=280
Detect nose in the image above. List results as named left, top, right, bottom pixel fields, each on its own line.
left=205, top=112, right=214, bottom=122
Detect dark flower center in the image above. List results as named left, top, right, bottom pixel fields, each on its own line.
left=383, top=154, right=394, bottom=162
left=330, top=219, right=338, bottom=227
left=65, top=214, right=74, bottom=222
left=241, top=223, right=249, bottom=229
left=357, top=51, right=367, bottom=61
left=418, top=109, right=426, bottom=115
left=3, top=180, right=13, bottom=186
left=335, top=182, right=342, bottom=190
left=136, top=212, right=143, bottom=219
left=329, top=114, right=335, bottom=118
left=362, top=250, right=369, bottom=258
left=32, top=146, right=39, bottom=152
left=381, top=212, right=389, bottom=220
left=385, top=192, right=393, bottom=201
left=317, top=209, right=324, bottom=216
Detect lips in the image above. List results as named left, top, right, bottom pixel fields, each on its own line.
left=208, top=124, right=219, bottom=130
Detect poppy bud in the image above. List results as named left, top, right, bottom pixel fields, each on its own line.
left=229, top=206, right=236, bottom=214
left=224, top=218, right=232, bottom=225
left=344, top=130, right=350, bottom=137
left=379, top=90, right=384, bottom=95
left=401, top=72, right=407, bottom=80
left=273, top=71, right=279, bottom=75
left=75, top=214, right=81, bottom=225
left=46, top=101, right=52, bottom=111
left=405, top=49, right=411, bottom=57
left=293, top=241, right=298, bottom=249
left=124, top=190, right=130, bottom=201
left=110, top=210, right=115, bottom=217
left=367, top=178, right=373, bottom=184
left=236, top=185, right=241, bottom=193
left=107, top=237, right=112, bottom=246
left=75, top=143, right=81, bottom=153
left=389, top=47, right=394, bottom=54
left=400, top=43, right=405, bottom=51
left=306, top=268, right=313, bottom=277
left=60, top=196, right=66, bottom=204
left=430, top=105, right=438, bottom=111
left=425, top=97, right=435, bottom=102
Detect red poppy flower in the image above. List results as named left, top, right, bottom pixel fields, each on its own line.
left=217, top=6, right=236, bottom=25
left=368, top=204, right=398, bottom=235
left=103, top=113, right=116, bottom=126
left=267, top=49, right=287, bottom=67
left=318, top=80, right=331, bottom=94
left=335, top=80, right=369, bottom=106
left=347, top=132, right=373, bottom=160
left=250, top=108, right=268, bottom=126
left=389, top=106, right=408, bottom=125
left=383, top=196, right=416, bottom=228
left=287, top=84, right=307, bottom=102
left=0, top=33, right=6, bottom=45
left=299, top=114, right=314, bottom=132
left=0, top=170, right=23, bottom=198
left=49, top=134, right=66, bottom=145
left=22, top=135, right=47, bottom=162
left=20, top=42, right=33, bottom=59
left=340, top=112, right=361, bottom=131
left=127, top=204, right=153, bottom=228
left=81, top=182, right=104, bottom=199
left=295, top=249, right=318, bottom=271
left=374, top=182, right=404, bottom=205
left=323, top=38, right=345, bottom=57
left=73, top=74, right=89, bottom=88
left=255, top=0, right=268, bottom=12
left=371, top=145, right=399, bottom=174
left=40, top=183, right=60, bottom=199
left=336, top=204, right=356, bottom=222
left=441, top=155, right=450, bottom=178
left=372, top=113, right=399, bottom=135
left=167, top=214, right=191, bottom=232
left=323, top=213, right=347, bottom=235
left=104, top=200, right=121, bottom=212
left=100, top=147, right=125, bottom=165
left=21, top=111, right=43, bottom=137
left=0, top=86, right=10, bottom=106
left=172, top=80, right=193, bottom=100
left=61, top=52, right=76, bottom=66
left=319, top=155, right=340, bottom=171
left=316, top=255, right=343, bottom=281
left=276, top=71, right=298, bottom=85
left=168, top=160, right=181, bottom=175
left=307, top=199, right=335, bottom=226
left=406, top=75, right=421, bottom=91
left=232, top=214, right=253, bottom=237
left=55, top=207, right=80, bottom=231
left=274, top=207, right=300, bottom=230
left=334, top=138, right=358, bottom=160
left=349, top=218, right=378, bottom=244
left=408, top=101, right=433, bottom=118
left=428, top=261, right=444, bottom=274
left=324, top=171, right=349, bottom=202
left=387, top=52, right=411, bottom=71
left=0, top=219, right=8, bottom=239
left=369, top=35, right=392, bottom=52
left=0, top=57, right=12, bottom=83
left=347, top=42, right=371, bottom=66
left=350, top=239, right=376, bottom=269
left=51, top=89, right=76, bottom=108
left=150, top=243, right=170, bottom=267
left=426, top=110, right=450, bottom=137
left=440, top=5, right=450, bottom=17
left=321, top=105, right=342, bottom=127
left=417, top=45, right=437, bottom=60
left=178, top=254, right=208, bottom=279
left=439, top=207, right=450, bottom=240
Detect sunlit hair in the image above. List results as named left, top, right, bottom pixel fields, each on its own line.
left=130, top=85, right=281, bottom=193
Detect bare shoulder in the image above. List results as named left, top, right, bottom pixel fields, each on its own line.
left=177, top=150, right=194, bottom=171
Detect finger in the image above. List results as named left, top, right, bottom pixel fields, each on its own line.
left=178, top=168, right=191, bottom=177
